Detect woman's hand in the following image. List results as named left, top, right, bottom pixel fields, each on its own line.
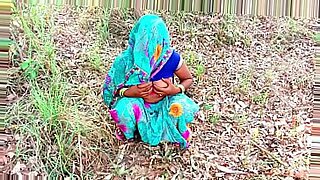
left=142, top=93, right=164, bottom=103
left=153, top=78, right=181, bottom=96
left=123, top=82, right=153, bottom=98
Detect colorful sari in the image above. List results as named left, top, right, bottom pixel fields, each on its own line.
left=102, top=14, right=199, bottom=148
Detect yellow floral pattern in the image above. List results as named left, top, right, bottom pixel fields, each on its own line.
left=153, top=44, right=162, bottom=61
left=169, top=103, right=183, bottom=118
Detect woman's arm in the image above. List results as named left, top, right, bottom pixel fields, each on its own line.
left=174, top=63, right=193, bottom=91
left=153, top=63, right=194, bottom=95
left=120, top=83, right=153, bottom=98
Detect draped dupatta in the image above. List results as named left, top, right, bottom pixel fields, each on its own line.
left=103, top=14, right=173, bottom=108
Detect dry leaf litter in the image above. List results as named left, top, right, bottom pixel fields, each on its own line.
left=7, top=7, right=316, bottom=180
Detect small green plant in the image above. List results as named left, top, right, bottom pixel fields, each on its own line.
left=204, top=104, right=213, bottom=111
left=184, top=50, right=196, bottom=65
left=31, top=76, right=66, bottom=122
left=237, top=71, right=252, bottom=94
left=195, top=64, right=205, bottom=78
left=264, top=69, right=274, bottom=84
left=314, top=33, right=320, bottom=43
left=233, top=113, right=248, bottom=126
left=9, top=5, right=113, bottom=178
left=87, top=45, right=102, bottom=71
left=233, top=113, right=248, bottom=133
left=183, top=51, right=206, bottom=80
left=251, top=128, right=260, bottom=140
left=121, top=8, right=130, bottom=20
left=241, top=156, right=250, bottom=169
left=287, top=18, right=311, bottom=37
left=98, top=8, right=111, bottom=42
left=288, top=18, right=298, bottom=33
left=160, top=171, right=170, bottom=179
left=217, top=14, right=251, bottom=46
left=210, top=114, right=220, bottom=124
left=20, top=58, right=39, bottom=80
left=112, top=164, right=130, bottom=177
left=84, top=8, right=111, bottom=71
left=252, top=91, right=268, bottom=106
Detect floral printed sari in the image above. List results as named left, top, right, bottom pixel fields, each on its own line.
left=102, top=14, right=199, bottom=148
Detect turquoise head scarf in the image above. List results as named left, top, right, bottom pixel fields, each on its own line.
left=103, top=14, right=173, bottom=108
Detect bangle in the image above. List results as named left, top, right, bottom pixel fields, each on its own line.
left=176, top=84, right=185, bottom=93
left=119, top=88, right=128, bottom=97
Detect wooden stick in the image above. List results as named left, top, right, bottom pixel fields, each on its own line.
left=251, top=140, right=288, bottom=167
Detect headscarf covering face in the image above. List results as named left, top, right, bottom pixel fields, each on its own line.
left=103, top=14, right=173, bottom=107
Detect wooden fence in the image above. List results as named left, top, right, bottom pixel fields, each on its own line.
left=18, top=0, right=319, bottom=18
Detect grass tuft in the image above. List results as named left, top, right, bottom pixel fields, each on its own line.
left=252, top=91, right=269, bottom=106
left=9, top=5, right=113, bottom=178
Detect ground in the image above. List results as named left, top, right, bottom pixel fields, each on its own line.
left=7, top=5, right=315, bottom=179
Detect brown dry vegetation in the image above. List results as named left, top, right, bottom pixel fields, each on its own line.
left=7, top=5, right=315, bottom=179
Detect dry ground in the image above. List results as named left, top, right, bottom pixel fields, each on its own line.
left=7, top=6, right=315, bottom=179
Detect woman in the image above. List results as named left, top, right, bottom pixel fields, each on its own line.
left=102, top=14, right=199, bottom=148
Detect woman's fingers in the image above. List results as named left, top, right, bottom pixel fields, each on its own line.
left=141, top=93, right=149, bottom=97
left=153, top=84, right=167, bottom=92
left=140, top=87, right=153, bottom=97
left=161, top=78, right=171, bottom=84
left=142, top=87, right=153, bottom=95
left=147, top=87, right=153, bottom=93
left=137, top=82, right=152, bottom=88
left=153, top=87, right=167, bottom=94
left=136, top=81, right=172, bottom=97
left=139, top=86, right=152, bottom=93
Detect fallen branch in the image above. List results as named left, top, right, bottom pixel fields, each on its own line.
left=251, top=140, right=288, bottom=167
left=215, top=163, right=247, bottom=174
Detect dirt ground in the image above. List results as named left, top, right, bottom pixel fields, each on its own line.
left=7, top=6, right=315, bottom=179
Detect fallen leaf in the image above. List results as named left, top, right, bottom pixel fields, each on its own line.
left=215, top=164, right=247, bottom=174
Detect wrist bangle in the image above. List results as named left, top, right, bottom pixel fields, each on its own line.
left=119, top=88, right=128, bottom=97
left=176, top=84, right=185, bottom=93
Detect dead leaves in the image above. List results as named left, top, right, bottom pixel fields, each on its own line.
left=8, top=7, right=315, bottom=179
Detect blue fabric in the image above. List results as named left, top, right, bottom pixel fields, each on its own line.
left=151, top=50, right=181, bottom=81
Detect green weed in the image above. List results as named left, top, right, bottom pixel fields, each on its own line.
left=83, top=8, right=111, bottom=71
left=232, top=113, right=248, bottom=134
left=160, top=171, right=170, bottom=179
left=183, top=51, right=206, bottom=80
left=98, top=8, right=111, bottom=42
left=252, top=91, right=268, bottom=106
left=217, top=15, right=251, bottom=47
left=121, top=8, right=130, bottom=21
left=288, top=18, right=298, bottom=33
left=31, top=76, right=66, bottom=122
left=237, top=71, right=253, bottom=94
left=251, top=128, right=260, bottom=141
left=264, top=69, right=274, bottom=84
left=195, top=64, right=205, bottom=79
left=87, top=45, right=102, bottom=71
left=209, top=114, right=220, bottom=124
left=184, top=50, right=196, bottom=65
left=314, top=33, right=320, bottom=43
left=204, top=104, right=213, bottom=111
left=18, top=5, right=57, bottom=79
left=287, top=18, right=311, bottom=37
left=234, top=113, right=248, bottom=125
left=112, top=165, right=130, bottom=177
left=10, top=5, right=100, bottom=178
left=20, top=58, right=39, bottom=80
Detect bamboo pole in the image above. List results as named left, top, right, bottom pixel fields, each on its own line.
left=314, top=0, right=316, bottom=18
left=280, top=0, right=283, bottom=17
